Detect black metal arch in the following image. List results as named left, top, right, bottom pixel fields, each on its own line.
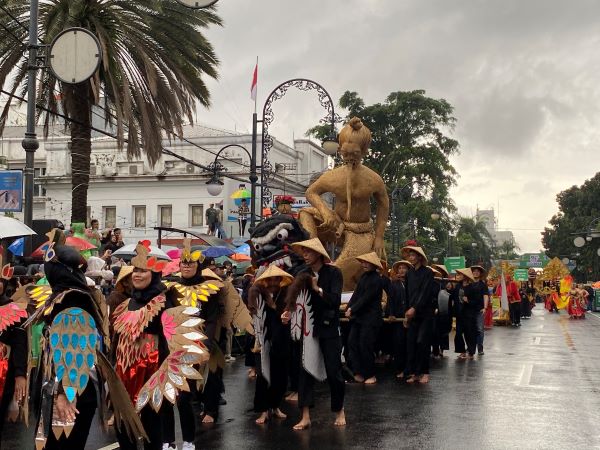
left=260, top=78, right=341, bottom=207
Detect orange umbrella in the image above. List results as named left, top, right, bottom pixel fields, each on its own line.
left=230, top=253, right=251, bottom=262
left=31, top=236, right=97, bottom=257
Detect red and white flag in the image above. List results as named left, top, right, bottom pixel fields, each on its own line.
left=250, top=61, right=258, bottom=101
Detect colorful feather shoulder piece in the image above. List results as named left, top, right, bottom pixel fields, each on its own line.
left=164, top=280, right=223, bottom=307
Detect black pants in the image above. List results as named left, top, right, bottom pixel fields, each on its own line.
left=288, top=341, right=301, bottom=392
left=254, top=352, right=288, bottom=413
left=348, top=322, right=380, bottom=379
left=521, top=297, right=531, bottom=317
left=454, top=315, right=467, bottom=353
left=298, top=336, right=345, bottom=412
left=406, top=317, right=433, bottom=375
left=44, top=383, right=97, bottom=450
left=162, top=388, right=197, bottom=444
left=509, top=302, right=521, bottom=325
left=0, top=367, right=16, bottom=448
left=463, top=313, right=478, bottom=356
left=432, top=314, right=451, bottom=356
left=245, top=334, right=256, bottom=368
left=239, top=219, right=248, bottom=236
left=389, top=323, right=407, bottom=374
left=202, top=369, right=223, bottom=419
left=117, top=402, right=172, bottom=450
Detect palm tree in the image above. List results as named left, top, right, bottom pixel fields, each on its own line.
left=0, top=0, right=221, bottom=222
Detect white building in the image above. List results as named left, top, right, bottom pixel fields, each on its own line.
left=0, top=124, right=329, bottom=244
left=476, top=208, right=516, bottom=248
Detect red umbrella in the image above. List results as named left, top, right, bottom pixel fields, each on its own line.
left=32, top=236, right=97, bottom=257
left=162, top=258, right=181, bottom=276
left=230, top=253, right=251, bottom=262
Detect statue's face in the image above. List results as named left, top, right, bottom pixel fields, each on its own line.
left=339, top=142, right=363, bottom=166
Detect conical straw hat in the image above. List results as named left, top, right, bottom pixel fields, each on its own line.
left=401, top=246, right=428, bottom=265
left=291, top=238, right=331, bottom=263
left=355, top=252, right=383, bottom=270
left=116, top=265, right=134, bottom=286
left=432, top=264, right=449, bottom=278
left=470, top=265, right=487, bottom=277
left=429, top=266, right=442, bottom=279
left=392, top=260, right=414, bottom=271
left=456, top=267, right=475, bottom=282
left=254, top=264, right=294, bottom=287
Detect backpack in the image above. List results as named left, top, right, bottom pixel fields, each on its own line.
left=206, top=208, right=218, bottom=224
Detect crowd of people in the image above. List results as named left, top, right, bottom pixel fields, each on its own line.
left=0, top=229, right=575, bottom=450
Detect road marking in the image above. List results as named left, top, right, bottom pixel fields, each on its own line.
left=97, top=443, right=119, bottom=450
left=519, top=363, right=533, bottom=386
left=533, top=336, right=541, bottom=345
left=588, top=312, right=600, bottom=321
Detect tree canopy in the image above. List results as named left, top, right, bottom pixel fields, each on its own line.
left=542, top=172, right=600, bottom=281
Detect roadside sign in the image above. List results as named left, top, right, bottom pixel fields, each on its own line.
left=444, top=256, right=466, bottom=274
left=513, top=269, right=529, bottom=281
left=519, top=253, right=550, bottom=268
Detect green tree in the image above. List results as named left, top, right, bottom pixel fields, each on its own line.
left=308, top=89, right=460, bottom=256
left=454, top=216, right=494, bottom=268
left=0, top=0, right=221, bottom=222
left=542, top=172, right=600, bottom=281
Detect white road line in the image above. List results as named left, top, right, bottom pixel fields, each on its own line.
left=519, top=363, right=533, bottom=386
left=588, top=312, right=600, bottom=321
left=97, top=443, right=119, bottom=450
left=533, top=336, right=541, bottom=345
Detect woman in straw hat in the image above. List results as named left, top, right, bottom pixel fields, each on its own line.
left=431, top=265, right=452, bottom=359
left=384, top=260, right=412, bottom=379
left=248, top=266, right=294, bottom=425
left=283, top=238, right=346, bottom=430
left=346, top=252, right=385, bottom=385
left=470, top=265, right=489, bottom=356
left=456, top=268, right=480, bottom=360
left=402, top=245, right=437, bottom=384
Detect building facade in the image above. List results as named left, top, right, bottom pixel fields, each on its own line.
left=0, top=124, right=329, bottom=244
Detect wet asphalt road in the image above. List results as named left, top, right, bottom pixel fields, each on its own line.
left=4, top=306, right=600, bottom=449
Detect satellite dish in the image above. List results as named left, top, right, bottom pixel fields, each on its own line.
left=175, top=0, right=219, bottom=8
left=573, top=236, right=586, bottom=248
left=49, top=28, right=101, bottom=84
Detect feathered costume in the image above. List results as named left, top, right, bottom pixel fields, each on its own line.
left=21, top=230, right=145, bottom=450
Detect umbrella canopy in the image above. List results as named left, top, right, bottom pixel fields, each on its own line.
left=234, top=243, right=251, bottom=256
left=203, top=246, right=234, bottom=258
left=32, top=236, right=97, bottom=258
left=0, top=216, right=36, bottom=239
left=166, top=248, right=182, bottom=259
left=111, top=244, right=172, bottom=261
left=231, top=253, right=251, bottom=262
left=162, top=258, right=181, bottom=276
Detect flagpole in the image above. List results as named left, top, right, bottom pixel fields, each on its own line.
left=254, top=56, right=258, bottom=114
left=250, top=56, right=259, bottom=228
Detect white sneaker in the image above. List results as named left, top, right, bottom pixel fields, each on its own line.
left=225, top=355, right=236, bottom=362
left=163, top=444, right=177, bottom=450
left=182, top=443, right=195, bottom=450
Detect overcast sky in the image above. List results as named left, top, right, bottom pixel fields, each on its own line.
left=198, top=0, right=600, bottom=253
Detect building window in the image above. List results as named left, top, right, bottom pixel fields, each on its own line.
left=103, top=206, right=116, bottom=228
left=34, top=167, right=47, bottom=197
left=159, top=205, right=172, bottom=227
left=190, top=205, right=203, bottom=227
left=133, top=206, right=146, bottom=228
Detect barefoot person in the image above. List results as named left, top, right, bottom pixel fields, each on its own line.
left=346, top=252, right=385, bottom=385
left=403, top=245, right=436, bottom=384
left=283, top=238, right=346, bottom=429
left=248, top=266, right=293, bottom=425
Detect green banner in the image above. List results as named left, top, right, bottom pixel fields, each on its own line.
left=513, top=268, right=529, bottom=281
left=519, top=253, right=550, bottom=268
left=444, top=256, right=466, bottom=274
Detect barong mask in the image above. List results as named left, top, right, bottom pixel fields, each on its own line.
left=250, top=215, right=309, bottom=271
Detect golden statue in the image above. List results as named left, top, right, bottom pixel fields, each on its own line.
left=299, top=117, right=389, bottom=291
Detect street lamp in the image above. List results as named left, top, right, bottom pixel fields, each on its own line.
left=252, top=78, right=341, bottom=214
left=205, top=144, right=259, bottom=228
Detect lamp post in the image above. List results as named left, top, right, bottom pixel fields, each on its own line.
left=252, top=79, right=340, bottom=215
left=205, top=144, right=259, bottom=229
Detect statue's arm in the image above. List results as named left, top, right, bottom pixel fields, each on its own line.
left=372, top=179, right=390, bottom=255
left=305, top=175, right=334, bottom=216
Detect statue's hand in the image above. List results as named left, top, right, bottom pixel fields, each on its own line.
left=320, top=209, right=340, bottom=231
left=373, top=236, right=384, bottom=257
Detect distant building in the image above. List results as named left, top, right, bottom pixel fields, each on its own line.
left=0, top=124, right=329, bottom=243
left=476, top=208, right=516, bottom=248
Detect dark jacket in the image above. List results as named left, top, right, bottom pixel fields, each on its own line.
left=463, top=281, right=486, bottom=316
left=348, top=270, right=383, bottom=326
left=384, top=278, right=407, bottom=318
left=303, top=264, right=343, bottom=339
left=406, top=265, right=436, bottom=318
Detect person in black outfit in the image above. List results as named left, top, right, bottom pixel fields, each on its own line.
left=383, top=260, right=412, bottom=379
left=431, top=264, right=452, bottom=359
left=248, top=266, right=293, bottom=425
left=0, top=271, right=28, bottom=445
left=346, top=252, right=384, bottom=384
left=452, top=272, right=468, bottom=359
left=458, top=268, right=484, bottom=360
left=403, top=245, right=437, bottom=384
left=284, top=238, right=346, bottom=430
